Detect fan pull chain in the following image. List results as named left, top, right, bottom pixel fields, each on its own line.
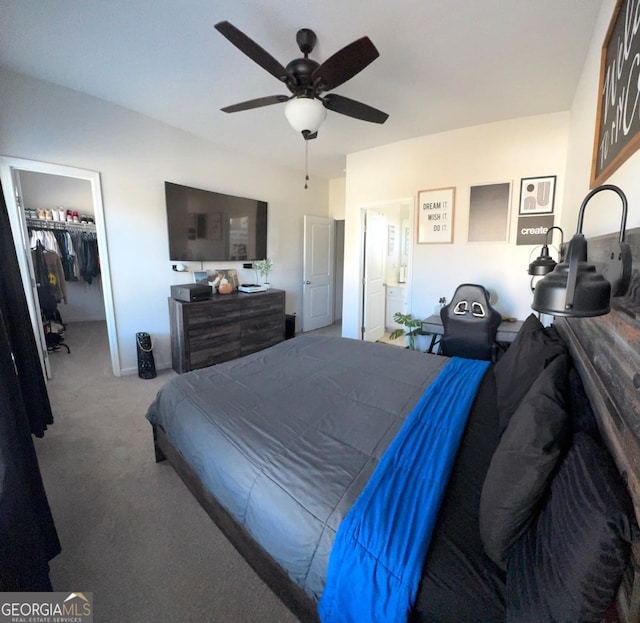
left=304, top=140, right=309, bottom=189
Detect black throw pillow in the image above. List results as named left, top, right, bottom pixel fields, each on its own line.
left=566, top=366, right=601, bottom=439
left=480, top=354, right=570, bottom=569
left=506, top=432, right=637, bottom=623
left=494, top=314, right=567, bottom=435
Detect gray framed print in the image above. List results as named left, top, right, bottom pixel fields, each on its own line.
left=468, top=182, right=511, bottom=243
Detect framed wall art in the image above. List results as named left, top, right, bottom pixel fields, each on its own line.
left=416, top=187, right=455, bottom=244
left=468, top=182, right=511, bottom=243
left=193, top=270, right=208, bottom=285
left=591, top=0, right=640, bottom=187
left=519, top=175, right=556, bottom=215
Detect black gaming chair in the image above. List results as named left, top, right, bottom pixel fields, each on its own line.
left=439, top=284, right=502, bottom=361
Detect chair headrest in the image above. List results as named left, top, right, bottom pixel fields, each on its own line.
left=449, top=284, right=491, bottom=315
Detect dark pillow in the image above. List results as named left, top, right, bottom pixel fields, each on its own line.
left=566, top=366, right=601, bottom=438
left=494, top=313, right=567, bottom=434
left=480, top=354, right=570, bottom=569
left=506, top=432, right=637, bottom=623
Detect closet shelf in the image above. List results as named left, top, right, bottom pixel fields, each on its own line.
left=26, top=217, right=96, bottom=232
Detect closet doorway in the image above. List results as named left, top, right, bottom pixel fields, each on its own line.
left=0, top=157, right=119, bottom=378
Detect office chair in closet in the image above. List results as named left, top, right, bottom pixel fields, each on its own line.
left=439, top=283, right=502, bottom=361
left=38, top=285, right=70, bottom=354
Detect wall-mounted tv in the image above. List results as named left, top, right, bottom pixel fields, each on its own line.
left=165, top=181, right=267, bottom=262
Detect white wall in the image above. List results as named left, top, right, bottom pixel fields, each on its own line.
left=328, top=177, right=346, bottom=219
left=0, top=68, right=329, bottom=374
left=342, top=112, right=571, bottom=338
left=563, top=0, right=640, bottom=235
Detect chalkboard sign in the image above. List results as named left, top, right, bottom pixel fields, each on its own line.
left=591, top=0, right=640, bottom=187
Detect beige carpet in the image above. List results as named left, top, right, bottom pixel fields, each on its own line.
left=35, top=321, right=299, bottom=623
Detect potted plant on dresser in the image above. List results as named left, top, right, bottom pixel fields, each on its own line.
left=255, top=258, right=273, bottom=289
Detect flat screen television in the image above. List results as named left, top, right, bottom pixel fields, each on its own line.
left=165, top=181, right=267, bottom=262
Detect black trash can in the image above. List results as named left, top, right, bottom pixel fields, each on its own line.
left=136, top=332, right=157, bottom=379
left=285, top=314, right=296, bottom=340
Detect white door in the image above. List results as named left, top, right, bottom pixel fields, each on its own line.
left=9, top=171, right=52, bottom=379
left=363, top=210, right=386, bottom=342
left=302, top=215, right=335, bottom=332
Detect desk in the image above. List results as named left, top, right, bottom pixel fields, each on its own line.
left=421, top=314, right=523, bottom=353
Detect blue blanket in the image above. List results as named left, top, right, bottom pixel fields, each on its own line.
left=318, top=357, right=490, bottom=623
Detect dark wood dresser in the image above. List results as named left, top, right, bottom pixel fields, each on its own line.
left=168, top=289, right=285, bottom=373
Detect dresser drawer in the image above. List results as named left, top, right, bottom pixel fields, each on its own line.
left=189, top=321, right=241, bottom=350
left=185, top=299, right=243, bottom=329
left=189, top=339, right=242, bottom=369
left=241, top=313, right=284, bottom=355
left=242, top=290, right=285, bottom=316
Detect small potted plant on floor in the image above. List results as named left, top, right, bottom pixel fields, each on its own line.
left=389, top=312, right=427, bottom=351
left=254, top=258, right=273, bottom=288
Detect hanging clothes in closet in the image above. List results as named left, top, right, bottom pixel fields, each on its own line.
left=71, top=230, right=100, bottom=284
left=30, top=239, right=67, bottom=304
left=29, top=224, right=100, bottom=289
left=28, top=222, right=99, bottom=353
left=52, top=229, right=78, bottom=282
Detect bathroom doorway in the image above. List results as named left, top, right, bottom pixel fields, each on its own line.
left=361, top=198, right=413, bottom=345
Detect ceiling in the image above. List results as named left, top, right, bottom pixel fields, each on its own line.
left=0, top=0, right=603, bottom=180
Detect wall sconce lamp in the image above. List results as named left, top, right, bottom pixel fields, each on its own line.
left=528, top=226, right=565, bottom=277
left=532, top=184, right=631, bottom=318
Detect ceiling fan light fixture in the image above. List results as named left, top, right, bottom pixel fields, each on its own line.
left=284, top=97, right=326, bottom=134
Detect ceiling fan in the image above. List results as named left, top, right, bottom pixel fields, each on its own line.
left=214, top=21, right=389, bottom=140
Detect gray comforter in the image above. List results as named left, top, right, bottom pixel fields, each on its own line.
left=146, top=335, right=447, bottom=600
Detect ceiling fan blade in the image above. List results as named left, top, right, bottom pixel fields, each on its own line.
left=322, top=94, right=388, bottom=124
left=312, top=37, right=379, bottom=92
left=221, top=95, right=290, bottom=113
left=215, top=21, right=288, bottom=83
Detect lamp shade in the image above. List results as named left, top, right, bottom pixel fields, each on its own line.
left=284, top=97, right=327, bottom=134
left=528, top=225, right=564, bottom=276
left=528, top=245, right=557, bottom=276
left=530, top=185, right=629, bottom=318
left=532, top=234, right=611, bottom=317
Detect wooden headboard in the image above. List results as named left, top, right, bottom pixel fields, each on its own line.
left=554, top=226, right=640, bottom=623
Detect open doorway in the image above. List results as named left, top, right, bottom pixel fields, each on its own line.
left=20, top=171, right=106, bottom=376
left=361, top=199, right=413, bottom=346
left=0, top=157, right=119, bottom=378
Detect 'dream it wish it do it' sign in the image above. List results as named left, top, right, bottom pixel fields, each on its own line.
left=417, top=187, right=455, bottom=244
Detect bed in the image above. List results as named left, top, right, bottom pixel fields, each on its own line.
left=146, top=230, right=640, bottom=623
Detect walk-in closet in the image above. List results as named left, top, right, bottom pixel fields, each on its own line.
left=19, top=170, right=106, bottom=375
